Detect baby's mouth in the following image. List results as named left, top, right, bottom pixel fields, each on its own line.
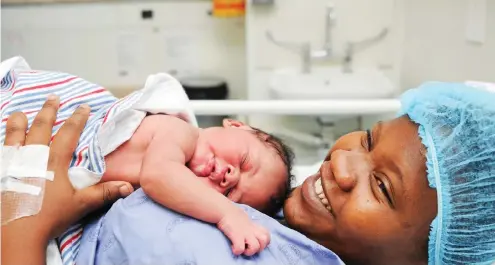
left=314, top=177, right=332, bottom=213
left=203, top=157, right=215, bottom=177
left=193, top=157, right=215, bottom=177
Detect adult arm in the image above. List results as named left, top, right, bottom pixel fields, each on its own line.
left=1, top=96, right=133, bottom=265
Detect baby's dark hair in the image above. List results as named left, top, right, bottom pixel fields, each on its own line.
left=250, top=127, right=295, bottom=216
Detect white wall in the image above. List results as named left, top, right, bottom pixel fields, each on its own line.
left=247, top=0, right=399, bottom=101
left=400, top=0, right=495, bottom=89
left=244, top=0, right=401, bottom=163
left=1, top=1, right=247, bottom=99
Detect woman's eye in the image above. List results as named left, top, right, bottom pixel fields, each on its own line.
left=376, top=177, right=393, bottom=205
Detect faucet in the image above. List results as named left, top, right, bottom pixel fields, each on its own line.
left=266, top=3, right=337, bottom=74
left=266, top=2, right=389, bottom=74
left=313, top=3, right=337, bottom=61
left=342, top=28, right=389, bottom=73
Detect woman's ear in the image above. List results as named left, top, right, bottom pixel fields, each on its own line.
left=222, top=119, right=252, bottom=130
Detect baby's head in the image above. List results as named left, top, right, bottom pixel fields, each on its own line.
left=188, top=119, right=294, bottom=215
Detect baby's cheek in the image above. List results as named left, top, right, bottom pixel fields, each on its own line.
left=227, top=189, right=242, bottom=203
left=189, top=164, right=203, bottom=176
left=241, top=191, right=272, bottom=213
left=187, top=149, right=210, bottom=171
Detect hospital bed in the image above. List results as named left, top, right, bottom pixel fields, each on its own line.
left=188, top=99, right=401, bottom=116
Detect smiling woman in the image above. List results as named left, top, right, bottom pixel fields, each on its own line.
left=284, top=82, right=495, bottom=265
left=284, top=116, right=437, bottom=265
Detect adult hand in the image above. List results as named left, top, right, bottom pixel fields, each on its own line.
left=1, top=95, right=134, bottom=265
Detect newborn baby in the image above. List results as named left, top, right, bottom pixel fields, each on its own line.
left=0, top=59, right=294, bottom=263
left=103, top=114, right=293, bottom=255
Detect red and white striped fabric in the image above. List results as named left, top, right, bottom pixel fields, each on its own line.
left=0, top=57, right=197, bottom=265
left=0, top=62, right=144, bottom=265
left=0, top=68, right=144, bottom=265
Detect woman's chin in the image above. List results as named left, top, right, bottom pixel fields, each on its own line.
left=282, top=188, right=304, bottom=230
left=282, top=186, right=317, bottom=230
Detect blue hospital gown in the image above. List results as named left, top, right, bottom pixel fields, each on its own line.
left=77, top=188, right=345, bottom=265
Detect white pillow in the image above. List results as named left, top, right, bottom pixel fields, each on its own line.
left=291, top=162, right=322, bottom=188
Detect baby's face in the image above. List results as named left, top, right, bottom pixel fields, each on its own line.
left=188, top=119, right=287, bottom=213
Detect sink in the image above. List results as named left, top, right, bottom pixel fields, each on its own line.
left=269, top=67, right=396, bottom=100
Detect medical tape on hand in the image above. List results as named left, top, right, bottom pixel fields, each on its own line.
left=2, top=178, right=42, bottom=195
left=3, top=145, right=54, bottom=180
left=1, top=144, right=53, bottom=225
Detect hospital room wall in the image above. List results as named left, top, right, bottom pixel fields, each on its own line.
left=0, top=1, right=248, bottom=100
left=246, top=0, right=494, bottom=140
left=246, top=0, right=494, bottom=103
left=399, top=0, right=495, bottom=89
left=360, top=0, right=494, bottom=149
left=246, top=0, right=400, bottom=103
left=245, top=0, right=402, bottom=162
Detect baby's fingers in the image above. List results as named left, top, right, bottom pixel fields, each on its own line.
left=255, top=228, right=271, bottom=251
left=228, top=233, right=246, bottom=256
left=244, top=234, right=261, bottom=256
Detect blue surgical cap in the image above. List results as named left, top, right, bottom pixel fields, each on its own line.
left=399, top=82, right=495, bottom=265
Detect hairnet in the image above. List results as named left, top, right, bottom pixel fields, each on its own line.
left=399, top=82, right=495, bottom=265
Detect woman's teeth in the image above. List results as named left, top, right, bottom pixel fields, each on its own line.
left=314, top=178, right=332, bottom=212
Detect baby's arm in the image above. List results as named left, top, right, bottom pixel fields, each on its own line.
left=138, top=115, right=269, bottom=256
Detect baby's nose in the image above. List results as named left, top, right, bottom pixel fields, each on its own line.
left=210, top=166, right=228, bottom=183
left=220, top=165, right=239, bottom=189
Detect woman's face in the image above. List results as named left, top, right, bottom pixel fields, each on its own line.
left=284, top=116, right=438, bottom=265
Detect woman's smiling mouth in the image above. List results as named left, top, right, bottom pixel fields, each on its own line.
left=302, top=172, right=334, bottom=218
left=314, top=177, right=332, bottom=213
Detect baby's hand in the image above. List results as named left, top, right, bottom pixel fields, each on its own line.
left=217, top=209, right=270, bottom=256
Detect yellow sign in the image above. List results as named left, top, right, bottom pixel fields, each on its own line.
left=212, top=0, right=245, bottom=17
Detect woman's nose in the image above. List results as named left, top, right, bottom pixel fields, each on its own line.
left=330, top=149, right=372, bottom=192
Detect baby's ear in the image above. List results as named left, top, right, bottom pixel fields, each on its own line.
left=222, top=118, right=252, bottom=130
